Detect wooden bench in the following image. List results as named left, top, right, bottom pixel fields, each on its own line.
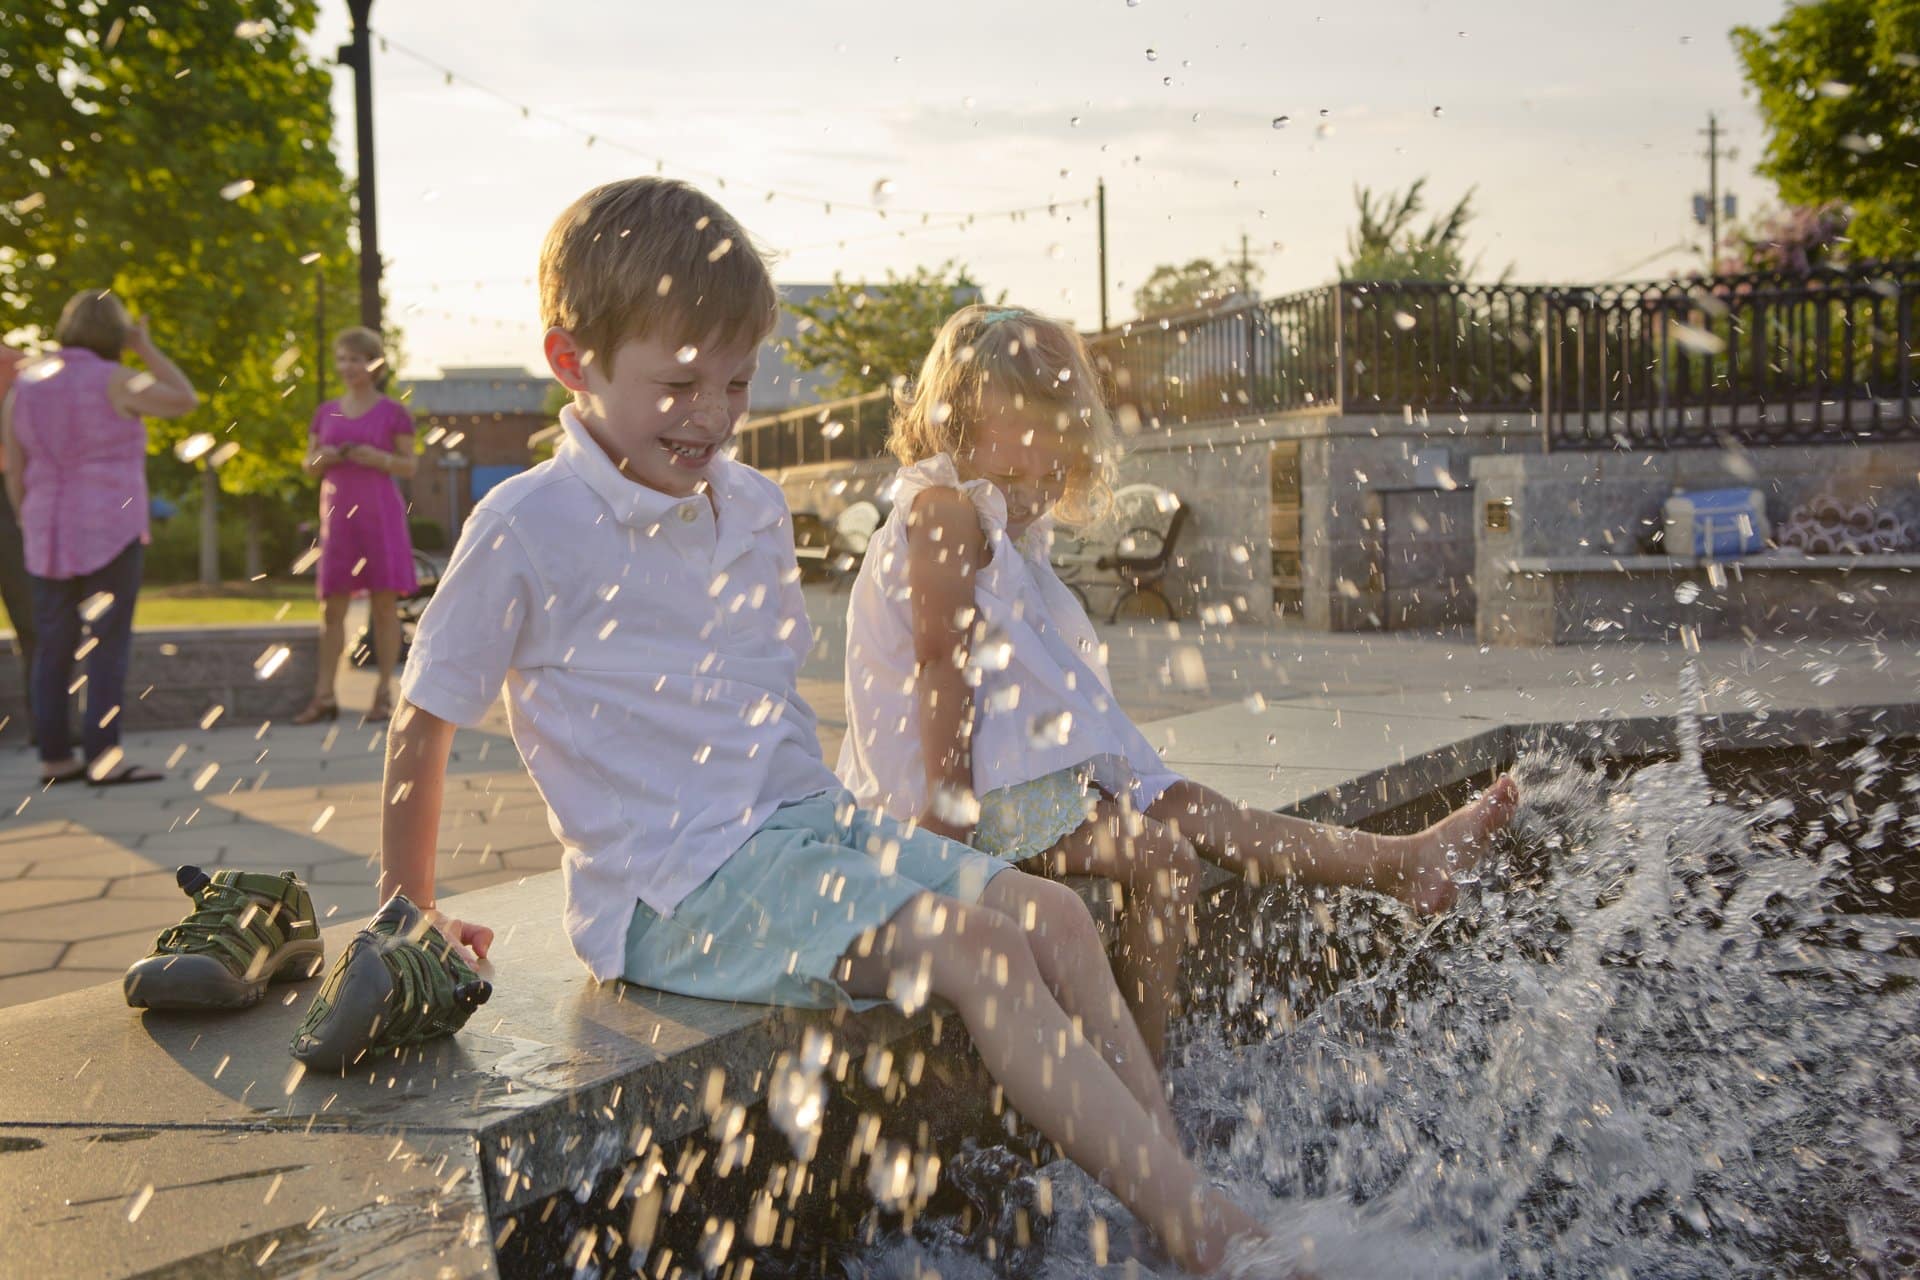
left=793, top=501, right=885, bottom=589
left=1053, top=484, right=1190, bottom=622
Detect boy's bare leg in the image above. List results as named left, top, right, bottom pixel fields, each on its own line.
left=1147, top=774, right=1520, bottom=913
left=980, top=867, right=1182, bottom=1133
left=1016, top=798, right=1203, bottom=1068
left=838, top=890, right=1259, bottom=1271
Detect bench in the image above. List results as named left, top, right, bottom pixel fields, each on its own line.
left=1052, top=484, right=1190, bottom=622
left=1483, top=551, right=1920, bottom=646
left=793, top=501, right=885, bottom=589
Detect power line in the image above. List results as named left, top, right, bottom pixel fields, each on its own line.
left=371, top=30, right=1093, bottom=227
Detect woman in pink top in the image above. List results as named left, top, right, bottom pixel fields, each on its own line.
left=291, top=326, right=418, bottom=725
left=0, top=290, right=199, bottom=785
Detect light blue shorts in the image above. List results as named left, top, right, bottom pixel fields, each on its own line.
left=622, top=789, right=1010, bottom=1011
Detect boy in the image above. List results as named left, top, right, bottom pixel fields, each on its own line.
left=378, top=179, right=1260, bottom=1271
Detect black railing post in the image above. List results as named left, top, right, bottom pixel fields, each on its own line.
left=1330, top=283, right=1347, bottom=411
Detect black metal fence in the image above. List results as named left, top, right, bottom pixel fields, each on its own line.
left=740, top=263, right=1920, bottom=460
left=733, top=389, right=892, bottom=472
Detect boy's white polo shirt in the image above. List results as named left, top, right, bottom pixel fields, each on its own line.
left=400, top=406, right=842, bottom=982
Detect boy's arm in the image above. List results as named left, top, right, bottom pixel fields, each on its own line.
left=379, top=699, right=494, bottom=961
left=904, top=487, right=988, bottom=842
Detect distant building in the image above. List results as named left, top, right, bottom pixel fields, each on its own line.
left=398, top=366, right=552, bottom=546
left=753, top=284, right=835, bottom=413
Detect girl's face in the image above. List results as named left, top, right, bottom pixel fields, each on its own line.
left=335, top=344, right=380, bottom=392
left=962, top=398, right=1088, bottom=536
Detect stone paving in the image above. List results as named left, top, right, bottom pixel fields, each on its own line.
left=3, top=584, right=1917, bottom=1012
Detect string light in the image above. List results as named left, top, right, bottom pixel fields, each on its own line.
left=371, top=30, right=1096, bottom=227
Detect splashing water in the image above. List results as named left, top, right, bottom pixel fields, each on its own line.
left=842, top=727, right=1920, bottom=1275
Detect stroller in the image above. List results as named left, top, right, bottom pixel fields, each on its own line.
left=349, top=548, right=445, bottom=668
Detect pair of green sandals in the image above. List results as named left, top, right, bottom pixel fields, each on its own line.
left=122, top=866, right=492, bottom=1071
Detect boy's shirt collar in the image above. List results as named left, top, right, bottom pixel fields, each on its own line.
left=554, top=404, right=782, bottom=546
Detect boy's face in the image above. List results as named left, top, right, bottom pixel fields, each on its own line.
left=550, top=328, right=758, bottom=498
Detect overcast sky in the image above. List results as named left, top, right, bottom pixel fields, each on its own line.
left=312, top=0, right=1788, bottom=377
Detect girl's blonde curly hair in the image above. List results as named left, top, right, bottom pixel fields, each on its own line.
left=889, top=304, right=1114, bottom=525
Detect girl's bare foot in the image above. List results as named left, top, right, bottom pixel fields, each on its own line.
left=1392, top=773, right=1520, bottom=914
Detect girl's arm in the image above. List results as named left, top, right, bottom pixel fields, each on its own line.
left=343, top=407, right=418, bottom=478
left=904, top=487, right=988, bottom=842
left=379, top=699, right=494, bottom=961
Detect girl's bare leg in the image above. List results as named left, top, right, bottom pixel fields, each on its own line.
left=314, top=594, right=350, bottom=702
left=1147, top=774, right=1519, bottom=913
left=838, top=889, right=1260, bottom=1271
left=1017, top=799, right=1203, bottom=1066
left=369, top=590, right=401, bottom=691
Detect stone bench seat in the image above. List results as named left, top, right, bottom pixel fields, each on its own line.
left=1487, top=552, right=1920, bottom=645
left=1502, top=551, right=1920, bottom=574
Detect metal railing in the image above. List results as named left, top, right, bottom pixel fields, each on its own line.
left=733, top=388, right=891, bottom=472
left=740, top=263, right=1920, bottom=460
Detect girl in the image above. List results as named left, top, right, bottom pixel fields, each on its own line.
left=838, top=304, right=1519, bottom=1060
left=293, top=326, right=418, bottom=725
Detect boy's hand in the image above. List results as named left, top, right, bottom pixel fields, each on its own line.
left=425, top=908, right=494, bottom=967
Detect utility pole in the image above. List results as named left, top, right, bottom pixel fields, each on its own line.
left=1096, top=179, right=1109, bottom=332
left=339, top=0, right=382, bottom=331
left=1238, top=232, right=1253, bottom=297
left=1697, top=112, right=1736, bottom=269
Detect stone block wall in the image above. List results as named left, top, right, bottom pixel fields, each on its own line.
left=0, top=626, right=320, bottom=744
left=1473, top=442, right=1920, bottom=645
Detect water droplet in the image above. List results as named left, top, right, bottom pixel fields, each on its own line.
left=79, top=592, right=116, bottom=623
left=819, top=420, right=846, bottom=440
left=1673, top=581, right=1702, bottom=604
left=675, top=345, right=698, bottom=364
left=1393, top=311, right=1417, bottom=331
left=1271, top=115, right=1289, bottom=129
left=1048, top=243, right=1064, bottom=259
left=1145, top=47, right=1158, bottom=61
left=175, top=432, right=217, bottom=463
left=1432, top=105, right=1444, bottom=118
left=219, top=179, right=256, bottom=201
left=234, top=19, right=270, bottom=38
left=871, top=177, right=896, bottom=204
left=1029, top=710, right=1073, bottom=747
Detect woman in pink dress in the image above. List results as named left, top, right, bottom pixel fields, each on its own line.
left=292, top=326, right=418, bottom=724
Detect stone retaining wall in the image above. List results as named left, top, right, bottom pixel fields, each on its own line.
left=0, top=625, right=321, bottom=742
left=1474, top=443, right=1920, bottom=646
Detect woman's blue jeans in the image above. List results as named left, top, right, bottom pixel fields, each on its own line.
left=30, top=538, right=143, bottom=766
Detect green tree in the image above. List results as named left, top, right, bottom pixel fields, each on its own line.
left=1, top=0, right=365, bottom=576
left=1733, top=0, right=1920, bottom=259
left=1339, top=178, right=1503, bottom=281
left=1132, top=258, right=1251, bottom=319
left=785, top=262, right=995, bottom=399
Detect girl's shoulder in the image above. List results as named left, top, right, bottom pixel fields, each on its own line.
left=891, top=453, right=1006, bottom=533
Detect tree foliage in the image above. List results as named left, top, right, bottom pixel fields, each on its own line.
left=1733, top=0, right=1920, bottom=259
left=0, top=0, right=364, bottom=501
left=783, top=262, right=994, bottom=401
left=1339, top=178, right=1503, bottom=282
left=1132, top=258, right=1254, bottom=319
left=1718, top=201, right=1852, bottom=274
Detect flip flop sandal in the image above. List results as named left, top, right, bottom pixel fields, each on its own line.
left=88, top=763, right=166, bottom=787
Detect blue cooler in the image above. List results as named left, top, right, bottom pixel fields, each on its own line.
left=1663, top=488, right=1769, bottom=558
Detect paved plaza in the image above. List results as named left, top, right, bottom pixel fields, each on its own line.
left=3, top=585, right=1916, bottom=1013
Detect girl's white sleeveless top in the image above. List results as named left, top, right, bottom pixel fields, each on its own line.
left=835, top=453, right=1179, bottom=820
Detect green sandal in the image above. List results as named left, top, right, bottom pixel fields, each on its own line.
left=123, top=867, right=325, bottom=1010
left=291, top=892, right=491, bottom=1071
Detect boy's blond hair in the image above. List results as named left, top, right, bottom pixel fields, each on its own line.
left=890, top=304, right=1114, bottom=524
left=54, top=289, right=130, bottom=360
left=539, top=178, right=778, bottom=376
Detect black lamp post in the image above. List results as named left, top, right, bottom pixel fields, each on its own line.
left=339, top=0, right=382, bottom=332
